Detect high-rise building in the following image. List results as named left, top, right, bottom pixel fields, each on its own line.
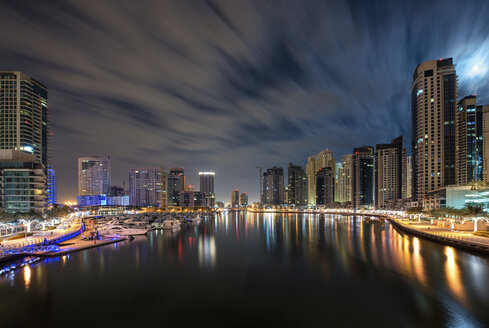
left=167, top=168, right=184, bottom=206
left=263, top=166, right=284, bottom=206
left=374, top=136, right=407, bottom=209
left=306, top=156, right=317, bottom=206
left=287, top=163, right=308, bottom=206
left=47, top=165, right=57, bottom=206
left=482, top=106, right=489, bottom=182
left=240, top=192, right=248, bottom=207
left=315, top=167, right=334, bottom=206
left=456, top=95, right=483, bottom=184
left=411, top=58, right=457, bottom=201
left=199, top=172, right=215, bottom=207
left=0, top=72, right=49, bottom=168
left=129, top=167, right=166, bottom=207
left=78, top=154, right=111, bottom=196
left=231, top=189, right=239, bottom=208
left=352, top=146, right=374, bottom=209
left=337, top=154, right=353, bottom=203
left=0, top=150, right=46, bottom=214
left=406, top=156, right=412, bottom=199
left=180, top=191, right=205, bottom=207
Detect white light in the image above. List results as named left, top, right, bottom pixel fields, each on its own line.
left=199, top=172, right=215, bottom=175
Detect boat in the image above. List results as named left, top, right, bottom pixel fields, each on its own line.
left=188, top=216, right=201, bottom=223
left=99, top=225, right=148, bottom=236
left=162, top=219, right=181, bottom=230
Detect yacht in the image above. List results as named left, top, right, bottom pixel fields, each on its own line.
left=188, top=216, right=201, bottom=223
left=162, top=219, right=181, bottom=230
left=99, top=225, right=148, bottom=236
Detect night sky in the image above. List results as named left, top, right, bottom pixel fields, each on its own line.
left=1, top=0, right=489, bottom=203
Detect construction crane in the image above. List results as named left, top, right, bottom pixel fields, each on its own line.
left=256, top=166, right=265, bottom=205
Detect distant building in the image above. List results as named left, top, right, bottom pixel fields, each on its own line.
left=456, top=95, right=484, bottom=184
left=110, top=185, right=125, bottom=196
left=406, top=156, right=412, bottom=199
left=78, top=154, right=111, bottom=196
left=287, top=163, right=307, bottom=206
left=128, top=167, right=166, bottom=207
left=337, top=154, right=352, bottom=203
left=180, top=191, right=205, bottom=207
left=167, top=168, right=184, bottom=206
left=411, top=58, right=457, bottom=202
left=374, top=136, right=407, bottom=209
left=199, top=172, right=215, bottom=208
left=263, top=166, right=284, bottom=206
left=240, top=192, right=248, bottom=207
left=352, top=146, right=374, bottom=209
left=316, top=167, right=334, bottom=206
left=231, top=189, right=239, bottom=208
left=0, top=150, right=46, bottom=214
left=306, top=149, right=335, bottom=206
left=47, top=165, right=57, bottom=206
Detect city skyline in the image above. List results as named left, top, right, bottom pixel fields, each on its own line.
left=1, top=2, right=489, bottom=203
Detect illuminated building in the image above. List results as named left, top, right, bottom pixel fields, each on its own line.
left=180, top=191, right=205, bottom=207
left=411, top=58, right=457, bottom=202
left=240, top=192, right=248, bottom=207
left=374, top=136, right=407, bottom=209
left=231, top=189, right=239, bottom=208
left=263, top=166, right=284, bottom=206
left=483, top=105, right=489, bottom=182
left=315, top=167, right=334, bottom=205
left=78, top=153, right=111, bottom=196
left=337, top=154, right=352, bottom=203
left=287, top=163, right=307, bottom=206
left=0, top=72, right=49, bottom=168
left=128, top=167, right=166, bottom=207
left=199, top=172, right=215, bottom=208
left=305, top=149, right=336, bottom=206
left=167, top=167, right=184, bottom=206
left=47, top=165, right=57, bottom=206
left=0, top=150, right=46, bottom=214
left=406, top=156, right=412, bottom=199
left=352, top=146, right=374, bottom=208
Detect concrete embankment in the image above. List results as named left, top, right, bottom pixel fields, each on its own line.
left=387, top=217, right=489, bottom=255
left=40, top=236, right=127, bottom=257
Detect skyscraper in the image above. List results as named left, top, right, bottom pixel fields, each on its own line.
left=337, top=154, right=352, bottom=203
left=374, top=136, right=407, bottom=209
left=411, top=58, right=457, bottom=201
left=0, top=72, right=49, bottom=168
left=167, top=167, right=184, bottom=206
left=231, top=189, right=239, bottom=208
left=287, top=163, right=308, bottom=206
left=199, top=171, right=215, bottom=207
left=456, top=95, right=483, bottom=184
left=263, top=166, right=284, bottom=206
left=305, top=149, right=336, bottom=206
left=406, top=156, right=412, bottom=199
left=352, top=146, right=374, bottom=209
left=315, top=167, right=334, bottom=206
left=128, top=167, right=166, bottom=207
left=78, top=153, right=111, bottom=196
left=483, top=106, right=489, bottom=182
left=47, top=165, right=57, bottom=206
left=240, top=192, right=248, bottom=207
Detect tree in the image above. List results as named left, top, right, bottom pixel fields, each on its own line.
left=406, top=206, right=423, bottom=215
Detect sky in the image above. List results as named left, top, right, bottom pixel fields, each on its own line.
left=1, top=0, right=489, bottom=203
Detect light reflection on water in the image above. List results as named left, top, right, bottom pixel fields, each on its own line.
left=1, top=212, right=489, bottom=327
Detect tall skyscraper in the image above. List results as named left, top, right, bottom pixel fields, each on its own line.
left=352, top=146, right=374, bottom=209
left=47, top=165, right=57, bottom=206
left=287, top=163, right=308, bottom=206
left=456, top=95, right=483, bottom=184
left=406, top=156, right=412, bottom=199
left=129, top=167, right=166, bottom=207
left=337, top=154, right=352, bottom=203
left=78, top=153, right=111, bottom=196
left=263, top=166, right=284, bottom=206
left=306, top=156, right=317, bottom=205
left=231, top=189, right=239, bottom=208
left=167, top=167, right=184, bottom=206
left=411, top=58, right=457, bottom=201
left=240, top=192, right=248, bottom=207
left=374, top=136, right=407, bottom=209
left=199, top=172, right=215, bottom=194
left=315, top=167, right=334, bottom=205
left=483, top=106, right=489, bottom=182
left=0, top=72, right=49, bottom=168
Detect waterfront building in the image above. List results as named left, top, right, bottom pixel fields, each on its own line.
left=128, top=167, right=166, bottom=207
left=180, top=191, right=205, bottom=207
left=306, top=156, right=317, bottom=205
left=240, top=192, right=248, bottom=207
left=47, top=165, right=57, bottom=206
left=263, top=166, right=284, bottom=206
left=374, top=136, right=407, bottom=209
left=0, top=150, right=45, bottom=214
left=0, top=72, right=49, bottom=168
left=167, top=167, right=184, bottom=206
left=337, top=154, right=352, bottom=203
left=110, top=185, right=125, bottom=196
left=352, top=146, right=374, bottom=209
left=287, top=163, right=307, bottom=206
left=406, top=156, right=412, bottom=199
left=231, top=189, right=239, bottom=208
left=315, top=167, right=334, bottom=206
left=199, top=172, right=215, bottom=193
left=411, top=58, right=457, bottom=202
left=78, top=153, right=111, bottom=197
left=483, top=106, right=489, bottom=182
